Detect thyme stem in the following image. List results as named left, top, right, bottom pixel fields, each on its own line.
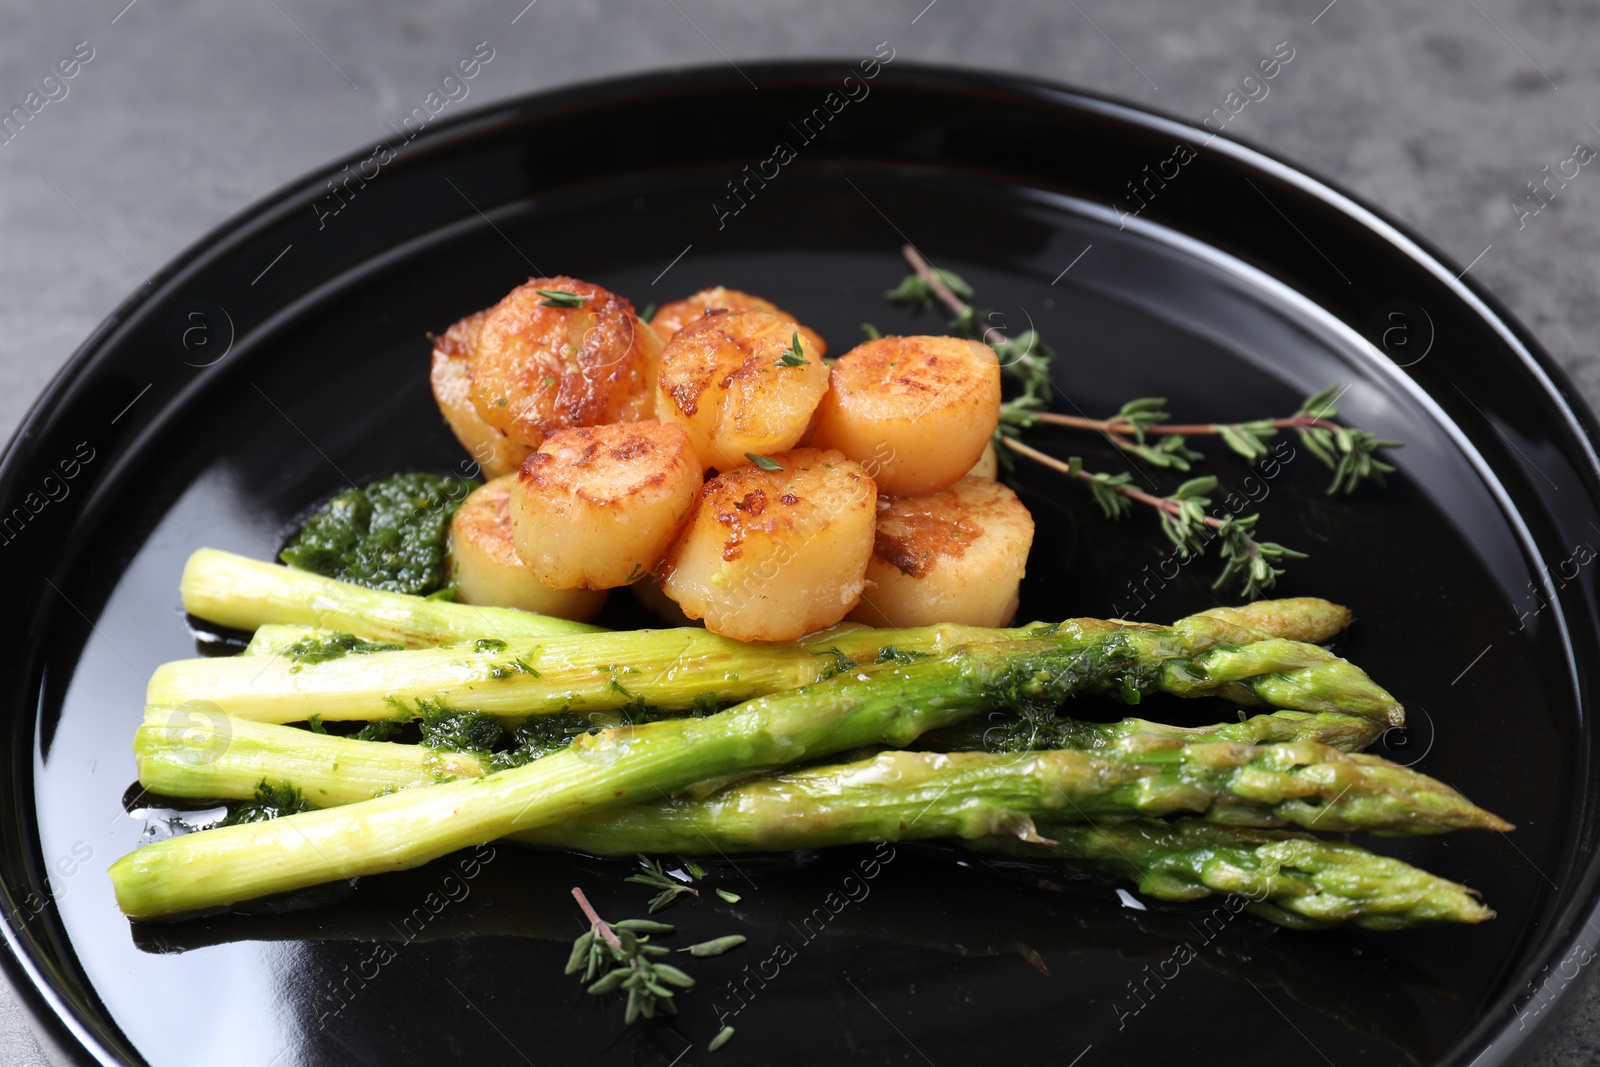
left=1000, top=437, right=1225, bottom=533
left=1030, top=411, right=1343, bottom=437
left=901, top=244, right=1005, bottom=344
left=998, top=435, right=1298, bottom=597
left=571, top=886, right=623, bottom=951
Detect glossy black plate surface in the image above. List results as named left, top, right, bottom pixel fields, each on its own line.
left=3, top=62, right=1598, bottom=1066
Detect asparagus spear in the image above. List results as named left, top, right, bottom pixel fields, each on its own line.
left=181, top=548, right=601, bottom=646
left=242, top=625, right=341, bottom=656
left=147, top=600, right=1399, bottom=726
left=980, top=819, right=1494, bottom=930
left=138, top=708, right=1504, bottom=836
left=523, top=741, right=1509, bottom=844
left=113, top=629, right=1389, bottom=919
left=183, top=541, right=1351, bottom=651
left=152, top=619, right=893, bottom=723
left=1194, top=597, right=1351, bottom=644
left=136, top=707, right=487, bottom=803
left=129, top=711, right=1499, bottom=927
left=923, top=707, right=1387, bottom=755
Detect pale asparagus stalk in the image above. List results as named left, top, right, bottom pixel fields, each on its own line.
left=181, top=548, right=601, bottom=646
left=147, top=600, right=1397, bottom=726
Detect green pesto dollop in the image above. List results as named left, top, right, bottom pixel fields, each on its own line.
left=280, top=473, right=477, bottom=596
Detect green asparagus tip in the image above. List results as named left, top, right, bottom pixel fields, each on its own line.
left=1030, top=819, right=1497, bottom=929
left=1197, top=597, right=1354, bottom=645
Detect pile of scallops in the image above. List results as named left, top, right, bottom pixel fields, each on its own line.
left=432, top=276, right=1036, bottom=643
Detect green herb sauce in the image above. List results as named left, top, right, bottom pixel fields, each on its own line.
left=283, top=632, right=404, bottom=665
left=224, top=780, right=311, bottom=825
left=280, top=473, right=478, bottom=595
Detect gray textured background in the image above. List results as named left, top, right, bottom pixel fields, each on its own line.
left=1, top=1, right=1597, bottom=1063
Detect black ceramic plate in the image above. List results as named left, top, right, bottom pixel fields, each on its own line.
left=4, top=62, right=1598, bottom=1067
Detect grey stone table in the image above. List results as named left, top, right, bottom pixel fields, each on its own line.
left=1, top=1, right=1596, bottom=1063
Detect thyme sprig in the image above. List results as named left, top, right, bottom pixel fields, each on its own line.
left=1001, top=438, right=1305, bottom=598
left=774, top=330, right=808, bottom=367
left=627, top=855, right=701, bottom=913
left=567, top=888, right=694, bottom=1024
left=1027, top=385, right=1401, bottom=494
left=568, top=882, right=748, bottom=1038
left=887, top=244, right=1381, bottom=598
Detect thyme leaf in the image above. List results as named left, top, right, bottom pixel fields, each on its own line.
left=535, top=288, right=586, bottom=308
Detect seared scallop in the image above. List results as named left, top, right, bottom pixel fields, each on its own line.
left=810, top=335, right=1001, bottom=496
left=510, top=420, right=701, bottom=590
left=470, top=276, right=663, bottom=448
left=430, top=312, right=535, bottom=479
left=659, top=448, right=876, bottom=642
left=650, top=287, right=796, bottom=343
left=966, top=440, right=999, bottom=480
left=657, top=311, right=829, bottom=471
left=448, top=475, right=608, bottom=621
left=848, top=476, right=1034, bottom=628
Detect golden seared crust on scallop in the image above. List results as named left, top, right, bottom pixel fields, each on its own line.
left=469, top=276, right=664, bottom=448
left=430, top=312, right=535, bottom=479
left=848, top=476, right=1034, bottom=629
left=448, top=475, right=608, bottom=621
left=435, top=310, right=483, bottom=363
left=659, top=447, right=876, bottom=642
left=650, top=287, right=795, bottom=343
left=657, top=311, right=829, bottom=471
left=510, top=420, right=701, bottom=590
left=810, top=335, right=1001, bottom=496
